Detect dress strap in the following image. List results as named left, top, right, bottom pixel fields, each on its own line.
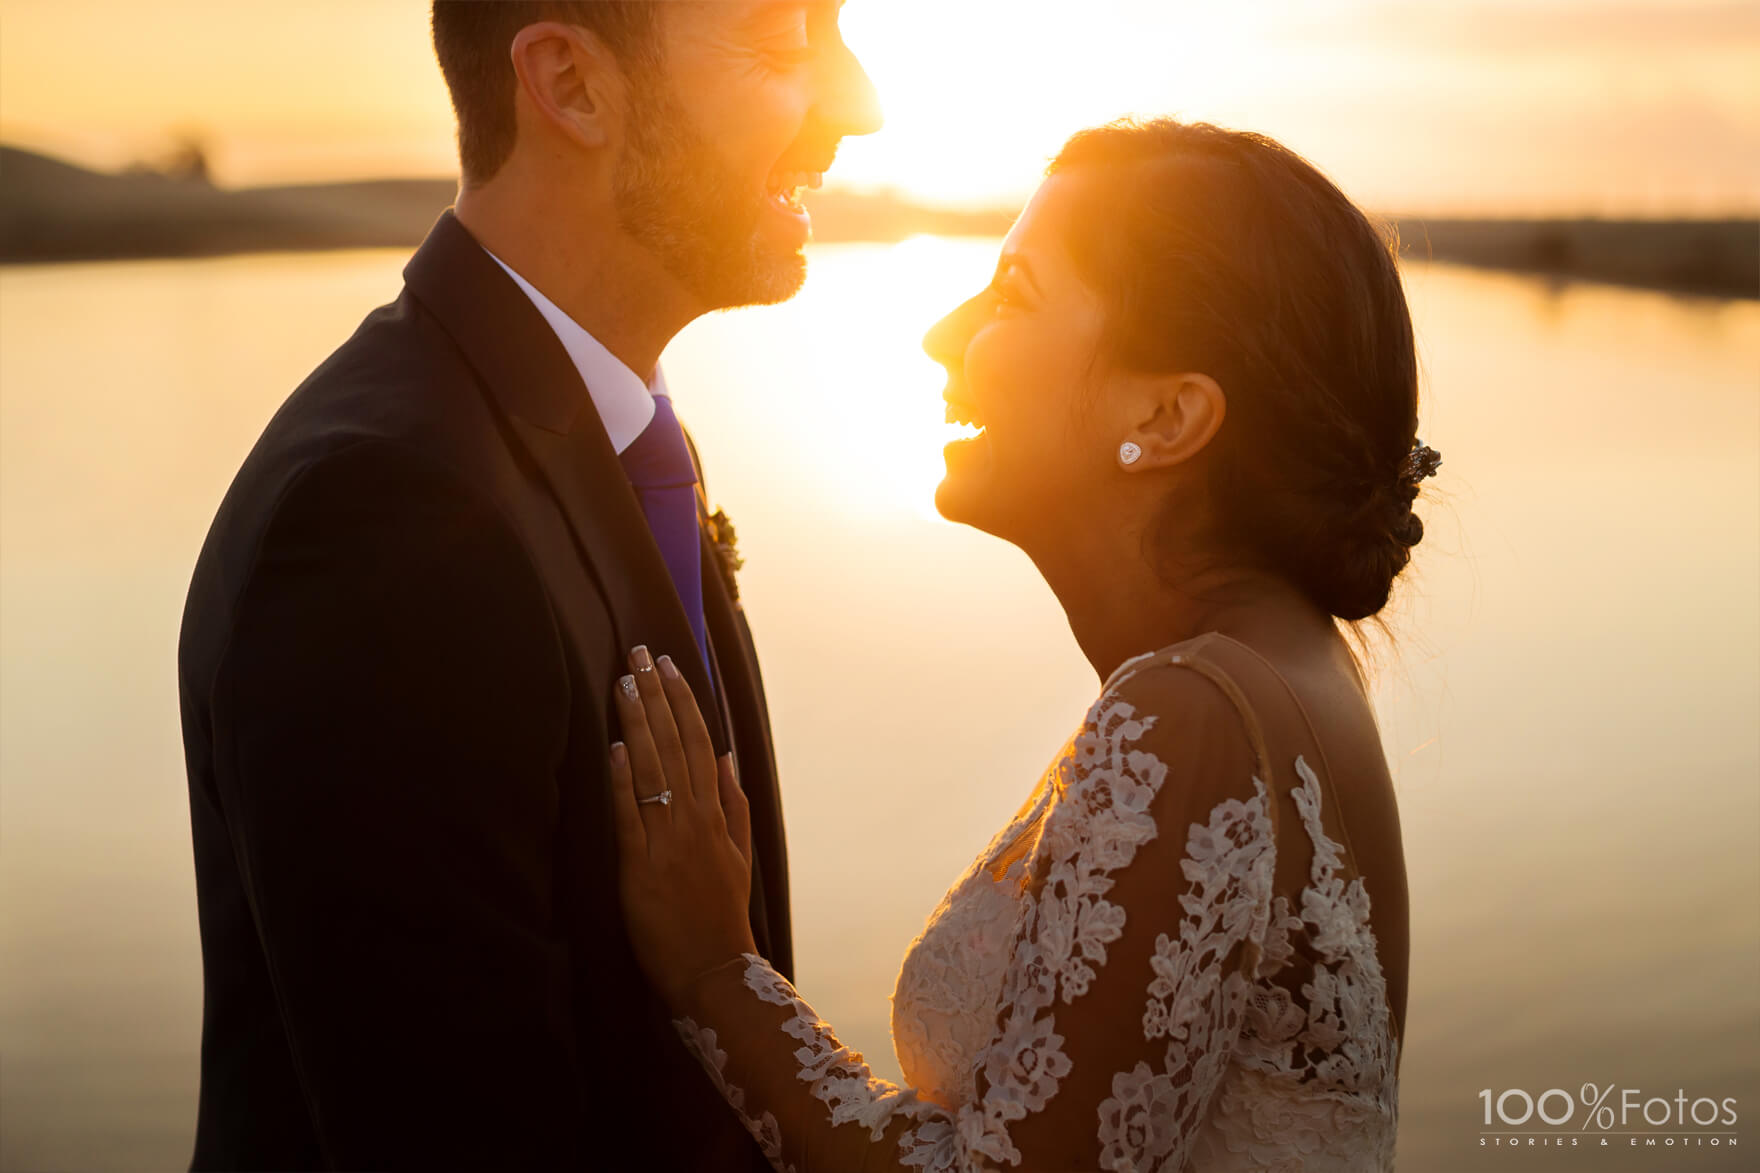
left=1112, top=633, right=1399, bottom=1052
left=1222, top=637, right=1361, bottom=865
left=1105, top=642, right=1282, bottom=846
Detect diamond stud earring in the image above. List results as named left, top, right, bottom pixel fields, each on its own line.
left=1119, top=441, right=1142, bottom=466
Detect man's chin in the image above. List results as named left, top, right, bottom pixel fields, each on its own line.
left=747, top=256, right=808, bottom=307
left=693, top=246, right=807, bottom=312
left=615, top=179, right=807, bottom=310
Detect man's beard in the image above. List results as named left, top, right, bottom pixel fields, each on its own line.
left=612, top=78, right=807, bottom=310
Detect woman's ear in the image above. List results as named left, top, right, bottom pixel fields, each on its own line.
left=509, top=21, right=627, bottom=153
left=1117, top=371, right=1226, bottom=471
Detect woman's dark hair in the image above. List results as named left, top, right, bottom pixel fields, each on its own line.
left=431, top=1, right=660, bottom=186
left=1049, top=118, right=1427, bottom=623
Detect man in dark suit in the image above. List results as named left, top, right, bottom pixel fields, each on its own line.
left=176, top=3, right=880, bottom=1168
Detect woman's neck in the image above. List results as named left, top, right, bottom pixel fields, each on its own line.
left=1025, top=527, right=1331, bottom=685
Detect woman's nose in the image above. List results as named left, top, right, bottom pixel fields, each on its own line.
left=922, top=292, right=984, bottom=367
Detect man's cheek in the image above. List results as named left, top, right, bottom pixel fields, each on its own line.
left=758, top=84, right=814, bottom=149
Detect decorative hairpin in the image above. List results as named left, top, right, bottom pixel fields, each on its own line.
left=1403, top=438, right=1443, bottom=485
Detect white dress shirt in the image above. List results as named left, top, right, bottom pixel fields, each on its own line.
left=481, top=246, right=663, bottom=455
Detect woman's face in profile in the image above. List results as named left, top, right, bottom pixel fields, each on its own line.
left=923, top=172, right=1119, bottom=548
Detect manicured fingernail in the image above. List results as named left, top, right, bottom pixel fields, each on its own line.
left=620, top=674, right=639, bottom=700
left=610, top=742, right=627, bottom=765
left=632, top=645, right=654, bottom=672
left=658, top=654, right=680, bottom=680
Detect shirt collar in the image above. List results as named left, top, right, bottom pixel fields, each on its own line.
left=480, top=246, right=661, bottom=455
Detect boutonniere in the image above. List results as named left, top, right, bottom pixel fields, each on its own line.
left=703, top=505, right=744, bottom=601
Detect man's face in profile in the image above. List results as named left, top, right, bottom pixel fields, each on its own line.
left=613, top=1, right=881, bottom=311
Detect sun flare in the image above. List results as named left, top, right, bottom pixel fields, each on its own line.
left=804, top=236, right=1003, bottom=521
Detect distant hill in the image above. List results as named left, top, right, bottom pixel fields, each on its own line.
left=1, top=145, right=1754, bottom=299
left=0, top=145, right=1012, bottom=263
left=0, top=146, right=456, bottom=261
left=1390, top=216, right=1757, bottom=301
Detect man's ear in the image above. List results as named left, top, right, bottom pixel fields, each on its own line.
left=1118, top=371, right=1226, bottom=471
left=509, top=21, right=626, bottom=153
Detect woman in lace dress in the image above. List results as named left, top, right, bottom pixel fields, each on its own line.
left=605, top=119, right=1434, bottom=1172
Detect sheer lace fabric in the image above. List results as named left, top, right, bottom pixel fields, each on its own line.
left=672, top=638, right=1400, bottom=1171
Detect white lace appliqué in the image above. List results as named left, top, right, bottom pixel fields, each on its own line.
left=892, top=782, right=1053, bottom=1110
left=961, top=693, right=1181, bottom=1166
left=672, top=1014, right=794, bottom=1172
left=1096, top=768, right=1276, bottom=1173
left=675, top=652, right=1399, bottom=1172
left=1189, top=756, right=1400, bottom=1171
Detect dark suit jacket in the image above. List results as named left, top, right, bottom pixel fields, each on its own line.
left=177, top=209, right=791, bottom=1171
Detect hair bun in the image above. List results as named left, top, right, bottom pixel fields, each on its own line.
left=1392, top=510, right=1425, bottom=549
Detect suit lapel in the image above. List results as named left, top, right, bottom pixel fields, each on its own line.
left=402, top=209, right=728, bottom=756
left=685, top=432, right=793, bottom=979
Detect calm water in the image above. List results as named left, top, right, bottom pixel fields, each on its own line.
left=2, top=242, right=1756, bottom=1172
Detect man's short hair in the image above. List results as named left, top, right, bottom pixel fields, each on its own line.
left=431, top=1, right=662, bottom=185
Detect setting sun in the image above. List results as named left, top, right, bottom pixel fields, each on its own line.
left=2, top=0, right=1756, bottom=214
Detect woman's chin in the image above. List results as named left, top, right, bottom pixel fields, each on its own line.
left=932, top=477, right=969, bottom=524
left=935, top=435, right=993, bottom=527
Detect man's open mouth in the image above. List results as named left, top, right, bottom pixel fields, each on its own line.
left=765, top=170, right=823, bottom=213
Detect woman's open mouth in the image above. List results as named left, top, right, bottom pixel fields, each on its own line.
left=943, top=396, right=987, bottom=445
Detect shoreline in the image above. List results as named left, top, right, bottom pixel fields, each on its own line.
left=2, top=146, right=1754, bottom=300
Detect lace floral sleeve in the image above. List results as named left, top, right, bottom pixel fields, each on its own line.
left=669, top=653, right=1288, bottom=1173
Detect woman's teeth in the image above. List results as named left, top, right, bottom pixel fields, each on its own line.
left=944, top=401, right=986, bottom=439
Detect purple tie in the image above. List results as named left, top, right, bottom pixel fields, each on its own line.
left=616, top=394, right=712, bottom=682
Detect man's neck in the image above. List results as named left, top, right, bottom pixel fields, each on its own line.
left=455, top=180, right=700, bottom=383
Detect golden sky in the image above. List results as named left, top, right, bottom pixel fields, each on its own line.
left=1, top=0, right=1756, bottom=215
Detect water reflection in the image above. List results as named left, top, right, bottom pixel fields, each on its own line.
left=1, top=242, right=1755, bottom=1171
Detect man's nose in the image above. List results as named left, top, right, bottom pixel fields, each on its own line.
left=818, top=39, right=883, bottom=138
